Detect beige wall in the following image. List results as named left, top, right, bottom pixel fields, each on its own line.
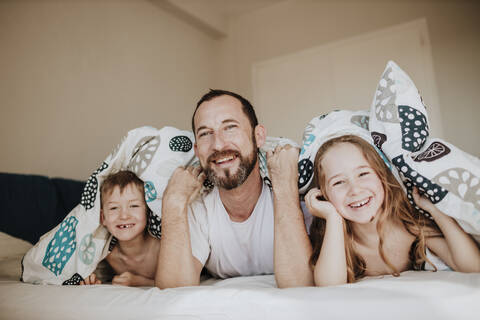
left=218, top=0, right=480, bottom=156
left=0, top=0, right=219, bottom=180
left=1, top=0, right=479, bottom=181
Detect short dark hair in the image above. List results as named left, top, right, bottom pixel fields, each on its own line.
left=100, top=170, right=145, bottom=208
left=192, top=89, right=258, bottom=135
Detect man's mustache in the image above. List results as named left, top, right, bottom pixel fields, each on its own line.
left=207, top=150, right=241, bottom=164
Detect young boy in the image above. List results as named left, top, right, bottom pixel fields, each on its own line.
left=80, top=170, right=161, bottom=286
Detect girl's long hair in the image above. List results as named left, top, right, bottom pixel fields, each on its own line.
left=309, top=135, right=441, bottom=282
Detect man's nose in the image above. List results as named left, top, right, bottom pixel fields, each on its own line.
left=212, top=132, right=227, bottom=151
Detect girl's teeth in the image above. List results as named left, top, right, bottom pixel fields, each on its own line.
left=351, top=198, right=369, bottom=208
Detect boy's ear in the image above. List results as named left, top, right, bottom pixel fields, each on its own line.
left=100, top=209, right=105, bottom=225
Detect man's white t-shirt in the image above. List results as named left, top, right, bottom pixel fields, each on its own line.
left=188, top=182, right=274, bottom=279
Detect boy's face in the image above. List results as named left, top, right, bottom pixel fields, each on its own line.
left=101, top=183, right=147, bottom=241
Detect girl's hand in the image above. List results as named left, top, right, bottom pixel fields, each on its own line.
left=305, top=188, right=341, bottom=220
left=412, top=187, right=439, bottom=215
left=79, top=273, right=101, bottom=285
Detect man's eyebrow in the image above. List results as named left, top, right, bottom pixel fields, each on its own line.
left=196, top=119, right=240, bottom=134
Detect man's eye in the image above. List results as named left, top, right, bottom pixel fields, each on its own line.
left=198, top=131, right=211, bottom=138
left=225, top=124, right=237, bottom=130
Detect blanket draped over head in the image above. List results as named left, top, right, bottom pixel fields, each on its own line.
left=22, top=126, right=297, bottom=285
left=298, top=61, right=480, bottom=245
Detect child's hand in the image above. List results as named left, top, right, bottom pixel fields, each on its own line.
left=305, top=188, right=341, bottom=220
left=112, top=271, right=135, bottom=286
left=412, top=187, right=438, bottom=214
left=79, top=273, right=101, bottom=285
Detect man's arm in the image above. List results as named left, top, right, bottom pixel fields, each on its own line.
left=267, top=145, right=314, bottom=288
left=155, top=166, right=204, bottom=289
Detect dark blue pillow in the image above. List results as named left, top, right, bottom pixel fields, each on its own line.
left=0, top=173, right=85, bottom=244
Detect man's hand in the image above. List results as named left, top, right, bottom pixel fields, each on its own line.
left=79, top=273, right=101, bottom=285
left=163, top=166, right=205, bottom=205
left=266, top=144, right=299, bottom=187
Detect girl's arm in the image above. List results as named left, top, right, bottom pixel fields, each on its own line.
left=413, top=188, right=480, bottom=272
left=305, top=188, right=348, bottom=286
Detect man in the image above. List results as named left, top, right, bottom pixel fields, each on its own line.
left=155, top=89, right=313, bottom=288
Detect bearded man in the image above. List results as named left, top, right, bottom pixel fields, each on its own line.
left=155, top=90, right=313, bottom=288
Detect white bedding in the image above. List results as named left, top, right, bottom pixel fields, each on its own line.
left=1, top=271, right=478, bottom=320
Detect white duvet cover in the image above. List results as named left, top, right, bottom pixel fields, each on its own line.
left=1, top=271, right=478, bottom=320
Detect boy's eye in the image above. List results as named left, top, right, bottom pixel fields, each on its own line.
left=109, top=206, right=118, bottom=211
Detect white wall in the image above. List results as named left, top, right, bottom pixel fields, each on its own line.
left=0, top=0, right=219, bottom=179
left=218, top=0, right=480, bottom=156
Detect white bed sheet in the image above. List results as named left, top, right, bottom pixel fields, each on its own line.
left=1, top=271, right=478, bottom=320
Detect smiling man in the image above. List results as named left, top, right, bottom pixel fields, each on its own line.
left=155, top=89, right=313, bottom=288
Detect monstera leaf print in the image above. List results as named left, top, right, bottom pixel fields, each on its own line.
left=433, top=168, right=480, bottom=211
left=371, top=132, right=387, bottom=150
left=298, top=159, right=314, bottom=189
left=128, top=136, right=160, bottom=176
left=398, top=106, right=428, bottom=152
left=374, top=67, right=400, bottom=123
left=413, top=142, right=451, bottom=162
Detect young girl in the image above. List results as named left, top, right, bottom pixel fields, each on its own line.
left=305, top=135, right=480, bottom=286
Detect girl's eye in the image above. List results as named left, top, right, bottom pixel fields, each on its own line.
left=332, top=180, right=344, bottom=187
left=130, top=204, right=140, bottom=208
left=359, top=171, right=370, bottom=177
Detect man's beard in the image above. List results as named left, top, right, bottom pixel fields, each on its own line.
left=203, top=138, right=258, bottom=190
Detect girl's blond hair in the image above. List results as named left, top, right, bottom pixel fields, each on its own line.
left=309, top=135, right=441, bottom=282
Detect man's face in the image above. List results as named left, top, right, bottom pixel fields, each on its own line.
left=193, top=95, right=258, bottom=190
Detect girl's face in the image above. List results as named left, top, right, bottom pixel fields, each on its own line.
left=320, top=142, right=385, bottom=224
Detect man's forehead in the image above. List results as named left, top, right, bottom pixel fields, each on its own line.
left=194, top=95, right=247, bottom=127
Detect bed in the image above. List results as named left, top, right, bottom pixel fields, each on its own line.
left=0, top=172, right=479, bottom=320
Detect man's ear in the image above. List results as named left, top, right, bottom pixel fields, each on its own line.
left=194, top=142, right=198, bottom=157
left=254, top=124, right=266, bottom=148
